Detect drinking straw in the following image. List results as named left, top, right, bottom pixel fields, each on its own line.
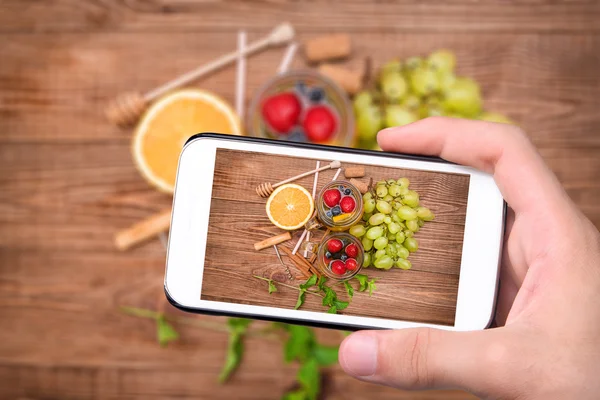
left=332, top=168, right=342, bottom=181
left=277, top=42, right=299, bottom=74
left=235, top=31, right=247, bottom=119
left=304, top=161, right=321, bottom=257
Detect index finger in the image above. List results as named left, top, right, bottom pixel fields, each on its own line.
left=377, top=117, right=566, bottom=212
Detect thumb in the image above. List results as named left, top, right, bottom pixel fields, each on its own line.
left=339, top=328, right=504, bottom=394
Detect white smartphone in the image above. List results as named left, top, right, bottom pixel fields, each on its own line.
left=165, top=133, right=505, bottom=331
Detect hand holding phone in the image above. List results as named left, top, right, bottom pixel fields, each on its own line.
left=340, top=118, right=600, bottom=399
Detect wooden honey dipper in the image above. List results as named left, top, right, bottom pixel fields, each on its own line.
left=256, top=160, right=341, bottom=198
left=105, top=22, right=296, bottom=127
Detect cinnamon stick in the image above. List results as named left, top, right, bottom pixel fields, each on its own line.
left=279, top=246, right=312, bottom=278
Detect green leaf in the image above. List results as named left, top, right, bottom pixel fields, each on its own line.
left=283, top=324, right=315, bottom=363
left=317, top=276, right=328, bottom=291
left=268, top=280, right=278, bottom=294
left=297, top=358, right=320, bottom=400
left=300, top=274, right=318, bottom=290
left=343, top=281, right=354, bottom=299
left=156, top=315, right=179, bottom=347
left=219, top=331, right=243, bottom=383
left=312, top=344, right=339, bottom=366
left=327, top=305, right=337, bottom=314
left=354, top=274, right=369, bottom=291
left=368, top=279, right=377, bottom=296
left=228, top=318, right=252, bottom=333
left=333, top=299, right=349, bottom=311
left=282, top=390, right=308, bottom=400
left=295, top=289, right=307, bottom=310
left=321, top=287, right=336, bottom=307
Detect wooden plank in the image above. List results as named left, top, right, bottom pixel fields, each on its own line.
left=0, top=0, right=599, bottom=34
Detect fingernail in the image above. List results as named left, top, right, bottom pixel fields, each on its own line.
left=340, top=333, right=378, bottom=377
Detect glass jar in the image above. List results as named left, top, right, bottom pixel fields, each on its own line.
left=313, top=233, right=364, bottom=281
left=305, top=180, right=364, bottom=232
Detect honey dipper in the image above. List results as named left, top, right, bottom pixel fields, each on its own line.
left=105, top=23, right=296, bottom=127
left=256, top=160, right=341, bottom=197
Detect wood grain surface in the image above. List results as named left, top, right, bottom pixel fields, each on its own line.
left=201, top=149, right=468, bottom=326
left=1, top=0, right=600, bottom=398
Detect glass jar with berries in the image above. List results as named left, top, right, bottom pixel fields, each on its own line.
left=305, top=180, right=364, bottom=232
left=317, top=233, right=363, bottom=281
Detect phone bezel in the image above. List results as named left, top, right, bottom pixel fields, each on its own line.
left=165, top=133, right=505, bottom=331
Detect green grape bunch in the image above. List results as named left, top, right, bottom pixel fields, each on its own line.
left=353, top=49, right=513, bottom=150
left=348, top=178, right=434, bottom=271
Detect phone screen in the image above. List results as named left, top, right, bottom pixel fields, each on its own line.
left=200, top=148, right=470, bottom=326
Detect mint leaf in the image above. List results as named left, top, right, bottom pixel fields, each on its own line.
left=354, top=274, right=368, bottom=291
left=295, top=289, right=306, bottom=310
left=282, top=390, right=308, bottom=400
left=228, top=318, right=252, bottom=332
left=300, top=274, right=318, bottom=290
left=297, top=358, right=320, bottom=400
left=317, top=276, right=328, bottom=291
left=343, top=281, right=354, bottom=299
left=327, top=305, right=337, bottom=314
left=219, top=318, right=252, bottom=383
left=334, top=299, right=349, bottom=311
left=156, top=315, right=179, bottom=347
left=321, top=287, right=336, bottom=307
left=268, top=280, right=277, bottom=294
left=368, top=279, right=377, bottom=296
left=312, top=344, right=339, bottom=366
left=283, top=324, right=315, bottom=363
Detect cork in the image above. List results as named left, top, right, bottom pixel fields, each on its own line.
left=304, top=34, right=351, bottom=63
left=349, top=178, right=369, bottom=194
left=318, top=64, right=363, bottom=95
left=344, top=166, right=365, bottom=178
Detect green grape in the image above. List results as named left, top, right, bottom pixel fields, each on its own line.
left=392, top=201, right=403, bottom=210
left=392, top=214, right=401, bottom=223
left=399, top=186, right=409, bottom=196
left=383, top=194, right=394, bottom=202
left=381, top=73, right=408, bottom=102
left=374, top=236, right=388, bottom=250
left=364, top=198, right=376, bottom=213
left=395, top=258, right=412, bottom=270
left=388, top=222, right=401, bottom=234
left=406, top=219, right=419, bottom=232
left=479, top=112, right=513, bottom=124
left=386, top=243, right=398, bottom=256
left=363, top=252, right=372, bottom=268
left=404, top=230, right=414, bottom=238
left=427, top=49, right=456, bottom=73
left=366, top=226, right=384, bottom=240
left=374, top=249, right=387, bottom=259
left=384, top=105, right=418, bottom=128
left=442, top=77, right=482, bottom=117
left=395, top=231, right=406, bottom=244
left=388, top=184, right=401, bottom=197
left=363, top=192, right=373, bottom=201
left=397, top=205, right=418, bottom=220
left=362, top=212, right=372, bottom=222
left=376, top=200, right=392, bottom=214
left=417, top=218, right=425, bottom=227
left=384, top=216, right=392, bottom=225
left=416, top=206, right=435, bottom=221
left=438, top=71, right=457, bottom=93
left=362, top=237, right=374, bottom=251
left=374, top=255, right=394, bottom=270
left=409, top=66, right=439, bottom=97
left=376, top=180, right=386, bottom=186
left=369, top=213, right=386, bottom=226
left=398, top=221, right=406, bottom=229
left=400, top=94, right=420, bottom=111
left=404, top=56, right=423, bottom=71
left=397, top=245, right=410, bottom=259
left=397, top=177, right=410, bottom=188
left=376, top=185, right=388, bottom=198
left=353, top=91, right=373, bottom=114
left=380, top=59, right=402, bottom=77
left=386, top=179, right=396, bottom=185
left=404, top=237, right=419, bottom=252
left=403, top=190, right=420, bottom=207
left=357, top=105, right=383, bottom=141
left=349, top=224, right=366, bottom=237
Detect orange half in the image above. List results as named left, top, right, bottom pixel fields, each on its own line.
left=266, top=184, right=314, bottom=231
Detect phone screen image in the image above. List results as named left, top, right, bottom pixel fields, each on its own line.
left=200, top=148, right=470, bottom=326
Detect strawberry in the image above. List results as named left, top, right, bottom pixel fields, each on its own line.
left=327, top=238, right=343, bottom=254
left=323, top=188, right=341, bottom=208
left=340, top=196, right=356, bottom=213
left=330, top=260, right=347, bottom=275
left=261, top=92, right=302, bottom=134
left=345, top=243, right=358, bottom=258
left=302, top=105, right=338, bottom=143
left=345, top=258, right=358, bottom=271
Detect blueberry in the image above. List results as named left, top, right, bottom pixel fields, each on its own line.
left=288, top=127, right=307, bottom=143
left=340, top=254, right=348, bottom=262
left=309, top=87, right=325, bottom=102
left=332, top=205, right=341, bottom=216
left=344, top=188, right=351, bottom=195
left=326, top=210, right=333, bottom=218
left=325, top=251, right=332, bottom=258
left=295, top=81, right=307, bottom=95
left=339, top=185, right=344, bottom=191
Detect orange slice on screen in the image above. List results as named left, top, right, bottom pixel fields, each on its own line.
left=132, top=89, right=242, bottom=193
left=266, top=184, right=315, bottom=231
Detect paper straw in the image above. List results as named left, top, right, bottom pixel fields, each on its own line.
left=292, top=229, right=308, bottom=255
left=304, top=161, right=321, bottom=256
left=235, top=31, right=247, bottom=119
left=332, top=168, right=342, bottom=181
left=277, top=42, right=298, bottom=74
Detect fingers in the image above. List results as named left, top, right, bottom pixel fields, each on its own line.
left=339, top=328, right=502, bottom=394
left=377, top=117, right=569, bottom=213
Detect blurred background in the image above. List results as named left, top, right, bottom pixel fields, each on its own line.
left=1, top=1, right=599, bottom=399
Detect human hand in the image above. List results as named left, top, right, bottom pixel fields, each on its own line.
left=339, top=117, right=600, bottom=399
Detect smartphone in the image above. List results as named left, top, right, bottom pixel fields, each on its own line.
left=165, top=133, right=505, bottom=331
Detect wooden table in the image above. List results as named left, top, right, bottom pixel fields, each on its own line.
left=1, top=1, right=599, bottom=399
